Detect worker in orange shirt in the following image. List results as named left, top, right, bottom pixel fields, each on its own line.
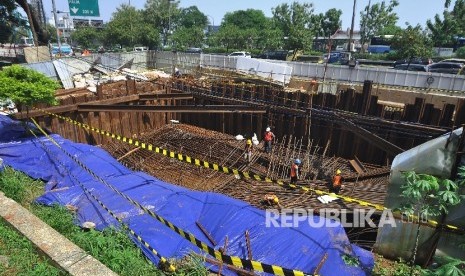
left=263, top=127, right=275, bottom=153
left=290, top=159, right=301, bottom=184
left=331, top=169, right=343, bottom=194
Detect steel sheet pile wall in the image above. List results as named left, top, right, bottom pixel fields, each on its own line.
left=28, top=80, right=177, bottom=146
left=175, top=81, right=454, bottom=165
left=22, top=79, right=458, bottom=167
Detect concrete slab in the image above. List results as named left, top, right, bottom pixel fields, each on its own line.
left=0, top=191, right=118, bottom=276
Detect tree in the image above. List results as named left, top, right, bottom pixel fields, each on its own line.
left=426, top=12, right=458, bottom=47
left=70, top=27, right=102, bottom=49
left=214, top=9, right=282, bottom=51
left=171, top=6, right=208, bottom=49
left=171, top=26, right=205, bottom=49
left=456, top=46, right=465, bottom=58
left=390, top=25, right=433, bottom=59
left=14, top=0, right=50, bottom=45
left=255, top=23, right=284, bottom=51
left=359, top=0, right=399, bottom=47
left=144, top=0, right=181, bottom=47
left=105, top=4, right=160, bottom=49
left=321, top=8, right=342, bottom=38
left=222, top=9, right=268, bottom=30
left=178, top=6, right=208, bottom=29
left=0, top=0, right=28, bottom=43
left=45, top=23, right=57, bottom=43
left=212, top=24, right=246, bottom=51
left=398, top=169, right=464, bottom=271
left=272, top=2, right=314, bottom=51
left=0, top=65, right=59, bottom=107
left=309, top=13, right=324, bottom=39
left=427, top=0, right=465, bottom=47
left=445, top=0, right=453, bottom=8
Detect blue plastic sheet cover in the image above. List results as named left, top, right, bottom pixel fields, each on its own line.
left=0, top=115, right=374, bottom=275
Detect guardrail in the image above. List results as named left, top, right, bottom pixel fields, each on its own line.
left=20, top=51, right=465, bottom=94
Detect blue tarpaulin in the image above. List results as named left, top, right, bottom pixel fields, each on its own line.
left=0, top=115, right=374, bottom=275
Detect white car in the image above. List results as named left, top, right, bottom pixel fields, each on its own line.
left=228, top=51, right=251, bottom=58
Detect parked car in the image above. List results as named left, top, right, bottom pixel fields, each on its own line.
left=133, top=46, right=148, bottom=51
left=438, top=58, right=465, bottom=65
left=393, top=63, right=429, bottom=72
left=185, top=47, right=202, bottom=54
left=228, top=51, right=251, bottom=58
left=323, top=51, right=356, bottom=65
left=393, top=57, right=433, bottom=67
left=256, top=50, right=290, bottom=60
left=428, top=62, right=465, bottom=74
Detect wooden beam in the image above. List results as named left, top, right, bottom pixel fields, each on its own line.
left=13, top=93, right=192, bottom=119
left=14, top=105, right=78, bottom=119
left=138, top=93, right=193, bottom=100
left=349, top=157, right=366, bottom=174
left=77, top=104, right=267, bottom=113
left=83, top=95, right=140, bottom=105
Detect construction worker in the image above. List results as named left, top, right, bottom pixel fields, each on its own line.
left=290, top=159, right=301, bottom=184
left=263, top=127, right=275, bottom=153
left=174, top=67, right=181, bottom=77
left=244, top=139, right=253, bottom=163
left=263, top=194, right=280, bottom=207
left=331, top=169, right=343, bottom=194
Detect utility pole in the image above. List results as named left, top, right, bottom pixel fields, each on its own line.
left=348, top=0, right=357, bottom=53
left=51, top=0, right=62, bottom=56
left=129, top=0, right=134, bottom=47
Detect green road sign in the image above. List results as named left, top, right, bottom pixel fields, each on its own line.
left=68, top=0, right=100, bottom=17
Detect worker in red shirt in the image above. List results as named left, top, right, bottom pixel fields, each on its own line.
left=263, top=127, right=276, bottom=153
left=290, top=159, right=301, bottom=184
left=331, top=169, right=343, bottom=194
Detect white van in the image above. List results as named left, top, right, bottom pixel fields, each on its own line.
left=133, top=46, right=148, bottom=52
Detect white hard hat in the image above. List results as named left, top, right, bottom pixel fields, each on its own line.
left=235, top=134, right=244, bottom=141
left=266, top=127, right=271, bottom=132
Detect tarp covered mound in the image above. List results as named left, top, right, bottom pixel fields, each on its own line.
left=0, top=115, right=374, bottom=275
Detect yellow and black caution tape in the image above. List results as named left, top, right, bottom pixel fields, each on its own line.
left=28, top=120, right=176, bottom=272
left=35, top=108, right=465, bottom=234
left=29, top=118, right=311, bottom=276
left=375, top=83, right=465, bottom=95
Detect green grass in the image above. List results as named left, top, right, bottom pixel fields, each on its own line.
left=0, top=218, right=66, bottom=276
left=0, top=167, right=45, bottom=207
left=373, top=254, right=423, bottom=276
left=0, top=167, right=208, bottom=275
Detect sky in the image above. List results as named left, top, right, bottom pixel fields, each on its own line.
left=43, top=0, right=449, bottom=30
